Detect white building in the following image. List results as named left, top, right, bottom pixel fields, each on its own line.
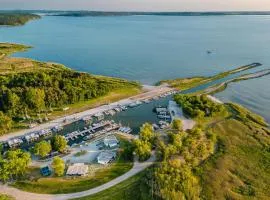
left=66, top=163, right=88, bottom=176
left=103, top=135, right=119, bottom=148
left=97, top=151, right=116, bottom=165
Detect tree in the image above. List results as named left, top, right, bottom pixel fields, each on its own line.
left=172, top=118, right=183, bottom=131
left=0, top=149, right=31, bottom=181
left=6, top=90, right=20, bottom=116
left=51, top=156, right=65, bottom=176
left=0, top=160, right=10, bottom=182
left=134, top=139, right=151, bottom=161
left=139, top=123, right=155, bottom=144
left=0, top=111, right=12, bottom=135
left=25, top=88, right=45, bottom=112
left=34, top=141, right=52, bottom=158
left=51, top=135, right=67, bottom=153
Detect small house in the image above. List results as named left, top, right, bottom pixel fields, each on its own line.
left=103, top=135, right=119, bottom=148
left=66, top=163, right=88, bottom=176
left=97, top=151, right=116, bottom=165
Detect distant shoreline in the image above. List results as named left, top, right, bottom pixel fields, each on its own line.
left=2, top=10, right=270, bottom=17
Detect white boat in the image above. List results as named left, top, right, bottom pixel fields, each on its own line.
left=143, top=99, right=151, bottom=104
left=128, top=102, right=138, bottom=108
left=136, top=100, right=142, bottom=105
left=120, top=106, right=127, bottom=111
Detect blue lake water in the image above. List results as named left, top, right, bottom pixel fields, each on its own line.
left=0, top=15, right=270, bottom=122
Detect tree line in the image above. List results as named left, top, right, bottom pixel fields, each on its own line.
left=0, top=69, right=139, bottom=135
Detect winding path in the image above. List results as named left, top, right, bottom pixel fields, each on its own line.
left=0, top=154, right=156, bottom=200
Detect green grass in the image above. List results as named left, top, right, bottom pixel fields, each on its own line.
left=0, top=43, right=30, bottom=58
left=158, top=76, right=208, bottom=90
left=73, top=170, right=151, bottom=200
left=46, top=86, right=141, bottom=121
left=160, top=63, right=261, bottom=91
left=74, top=150, right=88, bottom=157
left=198, top=117, right=270, bottom=200
left=0, top=194, right=14, bottom=200
left=12, top=138, right=134, bottom=194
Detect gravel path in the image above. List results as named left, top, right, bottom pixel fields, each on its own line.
left=0, top=154, right=156, bottom=200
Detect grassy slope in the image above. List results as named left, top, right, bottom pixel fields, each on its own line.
left=0, top=43, right=67, bottom=74
left=201, top=119, right=270, bottom=200
left=0, top=194, right=14, bottom=200
left=12, top=137, right=133, bottom=194
left=73, top=170, right=151, bottom=200
left=197, top=103, right=270, bottom=200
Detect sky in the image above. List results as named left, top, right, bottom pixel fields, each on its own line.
left=1, top=0, right=270, bottom=11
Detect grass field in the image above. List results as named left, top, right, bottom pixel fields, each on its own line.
left=0, top=194, right=14, bottom=200
left=73, top=170, right=151, bottom=200
left=196, top=103, right=270, bottom=200
left=12, top=137, right=134, bottom=194
left=47, top=86, right=141, bottom=120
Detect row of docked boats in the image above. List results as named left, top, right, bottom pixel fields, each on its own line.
left=5, top=125, right=64, bottom=149
left=118, top=127, right=132, bottom=134
left=65, top=120, right=121, bottom=143
left=127, top=90, right=177, bottom=108
left=152, top=120, right=170, bottom=130
left=154, top=106, right=172, bottom=120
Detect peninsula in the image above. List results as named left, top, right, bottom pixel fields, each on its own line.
left=0, top=43, right=269, bottom=200
left=0, top=13, right=41, bottom=26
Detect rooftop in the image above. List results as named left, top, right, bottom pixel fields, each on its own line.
left=66, top=163, right=88, bottom=176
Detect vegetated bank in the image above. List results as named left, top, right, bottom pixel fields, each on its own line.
left=81, top=93, right=270, bottom=200
left=158, top=63, right=261, bottom=91
left=0, top=43, right=141, bottom=135
left=202, top=68, right=270, bottom=95
left=0, top=194, right=14, bottom=200
left=0, top=13, right=41, bottom=26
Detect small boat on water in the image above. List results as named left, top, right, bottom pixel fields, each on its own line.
left=114, top=107, right=121, bottom=112
left=120, top=106, right=128, bottom=111
left=82, top=115, right=92, bottom=123
left=94, top=113, right=104, bottom=121
left=153, top=96, right=159, bottom=101
left=143, top=99, right=151, bottom=104
left=119, top=127, right=132, bottom=134
left=152, top=123, right=159, bottom=130
left=128, top=102, right=138, bottom=108
left=135, top=100, right=142, bottom=105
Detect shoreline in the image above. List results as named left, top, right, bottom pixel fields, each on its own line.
left=0, top=84, right=175, bottom=142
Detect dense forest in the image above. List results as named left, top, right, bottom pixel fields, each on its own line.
left=174, top=94, right=226, bottom=118
left=0, top=13, right=40, bottom=26
left=0, top=43, right=140, bottom=135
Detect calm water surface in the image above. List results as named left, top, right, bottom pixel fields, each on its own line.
left=0, top=15, right=270, bottom=122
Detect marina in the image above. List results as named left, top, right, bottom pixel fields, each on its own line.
left=1, top=88, right=177, bottom=152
